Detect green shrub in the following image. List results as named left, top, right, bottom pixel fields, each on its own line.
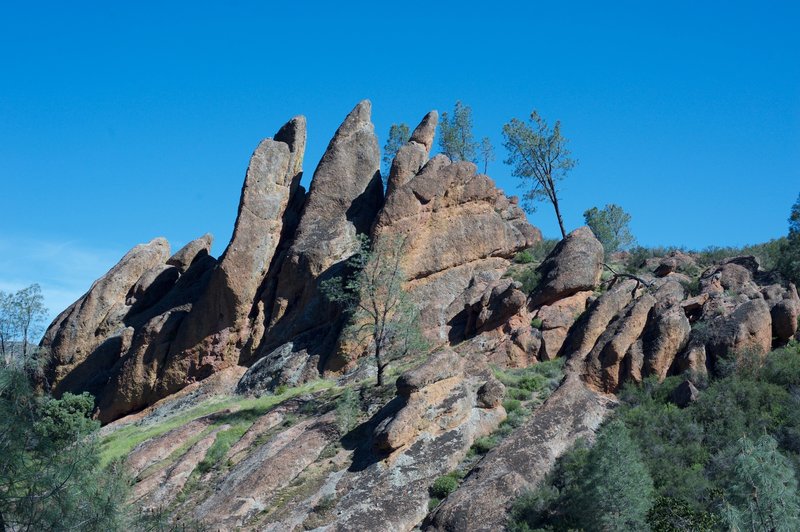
left=506, top=387, right=532, bottom=401
left=274, top=384, right=288, bottom=395
left=647, top=496, right=721, bottom=531
left=516, top=374, right=547, bottom=392
left=513, top=249, right=535, bottom=264
left=335, top=387, right=361, bottom=434
left=471, top=435, right=499, bottom=454
left=314, top=494, right=337, bottom=513
left=529, top=317, right=543, bottom=330
left=529, top=238, right=559, bottom=262
left=430, top=474, right=460, bottom=499
left=509, top=266, right=542, bottom=294
left=428, top=497, right=441, bottom=511
left=503, top=399, right=522, bottom=413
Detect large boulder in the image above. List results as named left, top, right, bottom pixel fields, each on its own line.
left=583, top=293, right=656, bottom=393
left=530, top=226, right=603, bottom=308
left=533, top=290, right=592, bottom=361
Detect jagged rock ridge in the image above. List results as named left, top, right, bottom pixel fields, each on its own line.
left=41, top=100, right=800, bottom=531
left=41, top=101, right=537, bottom=423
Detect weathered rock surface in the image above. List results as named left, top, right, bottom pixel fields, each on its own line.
left=373, top=147, right=539, bottom=341
left=385, top=111, right=438, bottom=195
left=163, top=118, right=306, bottom=384
left=533, top=290, right=592, bottom=360
left=425, top=375, right=615, bottom=531
left=247, top=100, right=384, bottom=385
left=42, top=238, right=171, bottom=394
left=530, top=226, right=603, bottom=308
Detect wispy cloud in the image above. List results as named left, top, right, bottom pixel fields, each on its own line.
left=0, top=237, right=125, bottom=325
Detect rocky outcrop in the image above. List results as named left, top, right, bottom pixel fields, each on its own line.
left=245, top=100, right=384, bottom=385
left=373, top=143, right=539, bottom=340
left=160, top=120, right=307, bottom=386
left=533, top=290, right=592, bottom=360
left=385, top=111, right=438, bottom=195
left=41, top=114, right=308, bottom=421
left=42, top=238, right=171, bottom=393
left=425, top=375, right=615, bottom=531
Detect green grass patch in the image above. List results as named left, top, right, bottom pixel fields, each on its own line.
left=100, top=379, right=335, bottom=466
left=196, top=424, right=250, bottom=473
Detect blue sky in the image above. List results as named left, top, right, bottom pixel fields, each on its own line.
left=1, top=1, right=799, bottom=321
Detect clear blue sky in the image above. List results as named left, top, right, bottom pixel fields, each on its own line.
left=1, top=1, right=798, bottom=320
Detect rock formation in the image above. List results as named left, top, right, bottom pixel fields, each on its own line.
left=42, top=102, right=536, bottom=422
left=39, top=100, right=800, bottom=531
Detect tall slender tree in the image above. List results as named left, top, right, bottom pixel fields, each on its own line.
left=438, top=101, right=477, bottom=163
left=503, top=111, right=575, bottom=239
left=382, top=123, right=410, bottom=180
left=479, top=136, right=495, bottom=174
left=0, top=284, right=47, bottom=365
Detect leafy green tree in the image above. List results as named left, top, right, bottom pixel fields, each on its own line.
left=718, top=435, right=800, bottom=532
left=0, top=284, right=48, bottom=365
left=438, top=101, right=477, bottom=163
left=321, top=235, right=425, bottom=387
left=0, top=357, right=128, bottom=530
left=502, top=111, right=575, bottom=238
left=571, top=420, right=654, bottom=531
left=479, top=136, right=495, bottom=174
left=584, top=203, right=636, bottom=255
left=382, top=123, right=410, bottom=179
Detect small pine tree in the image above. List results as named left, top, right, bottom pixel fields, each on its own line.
left=584, top=203, right=636, bottom=255
left=438, top=101, right=477, bottom=163
left=570, top=419, right=655, bottom=531
left=382, top=123, right=410, bottom=179
left=720, top=435, right=800, bottom=532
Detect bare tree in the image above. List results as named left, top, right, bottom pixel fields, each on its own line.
left=321, top=235, right=425, bottom=387
left=0, top=284, right=48, bottom=365
left=502, top=111, right=576, bottom=239
left=479, top=136, right=495, bottom=174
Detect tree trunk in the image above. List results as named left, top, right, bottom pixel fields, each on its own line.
left=375, top=345, right=384, bottom=388
left=552, top=196, right=567, bottom=239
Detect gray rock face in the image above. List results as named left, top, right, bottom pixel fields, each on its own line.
left=425, top=375, right=615, bottom=531
left=669, top=379, right=700, bottom=407
left=530, top=226, right=603, bottom=307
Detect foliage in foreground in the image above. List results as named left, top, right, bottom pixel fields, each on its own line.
left=509, top=342, right=800, bottom=531
left=0, top=359, right=128, bottom=531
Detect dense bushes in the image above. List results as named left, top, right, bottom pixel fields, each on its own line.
left=509, top=342, right=800, bottom=531
left=0, top=360, right=129, bottom=530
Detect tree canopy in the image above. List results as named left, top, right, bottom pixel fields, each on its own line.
left=438, top=101, right=477, bottom=163
left=382, top=123, right=410, bottom=180
left=583, top=203, right=636, bottom=255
